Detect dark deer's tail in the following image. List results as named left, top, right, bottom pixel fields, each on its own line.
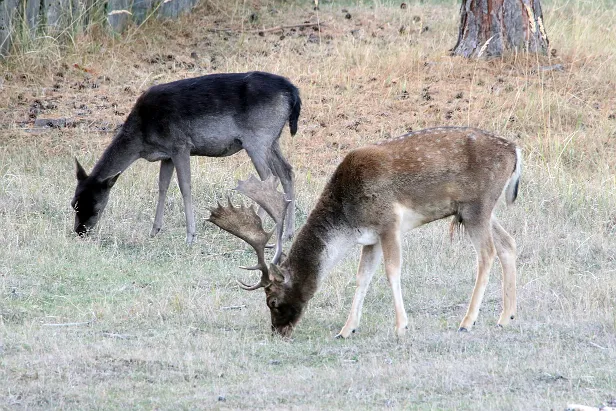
left=288, top=88, right=301, bottom=136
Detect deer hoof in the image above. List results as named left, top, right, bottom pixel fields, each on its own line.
left=335, top=329, right=355, bottom=339
left=458, top=327, right=468, bottom=332
left=150, top=227, right=161, bottom=237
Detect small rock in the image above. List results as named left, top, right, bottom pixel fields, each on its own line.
left=345, top=12, right=352, bottom=19
left=217, top=395, right=226, bottom=402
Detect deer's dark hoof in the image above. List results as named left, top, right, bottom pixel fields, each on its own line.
left=458, top=327, right=468, bottom=333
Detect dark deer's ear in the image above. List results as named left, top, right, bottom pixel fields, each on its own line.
left=75, top=158, right=88, bottom=181
left=269, top=264, right=287, bottom=284
left=104, top=172, right=121, bottom=188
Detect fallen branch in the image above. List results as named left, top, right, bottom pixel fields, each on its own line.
left=250, top=22, right=322, bottom=34
left=42, top=321, right=93, bottom=327
left=208, top=22, right=322, bottom=35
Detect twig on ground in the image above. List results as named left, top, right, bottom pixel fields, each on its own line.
left=41, top=321, right=93, bottom=327
left=102, top=332, right=134, bottom=339
left=588, top=341, right=607, bottom=350
left=221, top=305, right=247, bottom=310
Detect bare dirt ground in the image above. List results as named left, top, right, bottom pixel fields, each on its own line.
left=1, top=0, right=615, bottom=409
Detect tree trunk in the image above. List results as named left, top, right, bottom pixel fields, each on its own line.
left=452, top=0, right=549, bottom=58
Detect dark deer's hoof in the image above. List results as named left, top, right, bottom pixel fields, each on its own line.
left=458, top=327, right=468, bottom=332
left=497, top=324, right=504, bottom=329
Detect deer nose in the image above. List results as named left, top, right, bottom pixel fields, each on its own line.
left=272, top=324, right=293, bottom=338
left=75, top=223, right=88, bottom=237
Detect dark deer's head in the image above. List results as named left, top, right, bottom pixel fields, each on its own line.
left=207, top=175, right=302, bottom=337
left=72, top=159, right=120, bottom=237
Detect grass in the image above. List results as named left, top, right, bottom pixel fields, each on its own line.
left=1, top=0, right=615, bottom=409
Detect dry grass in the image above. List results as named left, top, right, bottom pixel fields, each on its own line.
left=1, top=0, right=615, bottom=409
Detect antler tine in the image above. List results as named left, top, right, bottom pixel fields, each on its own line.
left=207, top=196, right=274, bottom=290
left=235, top=175, right=291, bottom=264
left=235, top=175, right=289, bottom=226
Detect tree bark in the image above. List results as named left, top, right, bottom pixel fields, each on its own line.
left=452, top=0, right=549, bottom=58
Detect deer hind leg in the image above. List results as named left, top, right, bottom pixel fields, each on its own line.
left=380, top=229, right=408, bottom=338
left=150, top=159, right=175, bottom=237
left=270, top=143, right=295, bottom=241
left=492, top=217, right=517, bottom=327
left=172, top=153, right=195, bottom=245
left=459, top=219, right=496, bottom=331
left=245, top=147, right=273, bottom=222
left=336, top=242, right=383, bottom=339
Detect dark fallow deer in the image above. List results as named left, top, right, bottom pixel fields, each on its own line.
left=72, top=71, right=301, bottom=244
left=208, top=127, right=522, bottom=338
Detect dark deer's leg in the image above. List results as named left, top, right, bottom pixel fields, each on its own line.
left=492, top=217, right=517, bottom=326
left=245, top=147, right=274, bottom=222
left=337, top=242, right=383, bottom=339
left=270, top=143, right=295, bottom=240
left=172, top=153, right=195, bottom=244
left=459, top=218, right=496, bottom=331
left=150, top=159, right=174, bottom=237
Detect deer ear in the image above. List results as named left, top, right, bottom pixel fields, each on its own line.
left=104, top=172, right=121, bottom=188
left=269, top=264, right=287, bottom=284
left=75, top=158, right=88, bottom=181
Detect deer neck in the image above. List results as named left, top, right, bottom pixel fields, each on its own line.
left=285, top=198, right=354, bottom=301
left=90, top=125, right=142, bottom=180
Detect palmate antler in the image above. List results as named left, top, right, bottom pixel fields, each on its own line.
left=207, top=175, right=291, bottom=290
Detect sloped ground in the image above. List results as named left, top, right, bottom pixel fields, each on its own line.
left=0, top=1, right=615, bottom=409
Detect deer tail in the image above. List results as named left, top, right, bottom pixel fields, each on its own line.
left=505, top=146, right=522, bottom=205
left=288, top=89, right=301, bottom=136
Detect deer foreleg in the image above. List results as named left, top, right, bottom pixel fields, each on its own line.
left=336, top=242, right=383, bottom=339
left=492, top=217, right=517, bottom=326
left=150, top=159, right=175, bottom=237
left=173, top=153, right=195, bottom=245
left=380, top=229, right=408, bottom=338
left=459, top=221, right=496, bottom=331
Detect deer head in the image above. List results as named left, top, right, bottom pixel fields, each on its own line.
left=71, top=158, right=121, bottom=236
left=207, top=175, right=302, bottom=336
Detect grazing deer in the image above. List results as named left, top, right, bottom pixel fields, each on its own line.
left=208, top=127, right=522, bottom=338
left=72, top=71, right=301, bottom=244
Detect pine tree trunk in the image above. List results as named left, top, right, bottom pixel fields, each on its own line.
left=452, top=0, right=549, bottom=58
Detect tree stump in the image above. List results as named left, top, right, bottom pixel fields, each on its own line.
left=452, top=0, right=549, bottom=58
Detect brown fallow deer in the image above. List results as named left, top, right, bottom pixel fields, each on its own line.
left=208, top=127, right=522, bottom=338
left=72, top=71, right=301, bottom=244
